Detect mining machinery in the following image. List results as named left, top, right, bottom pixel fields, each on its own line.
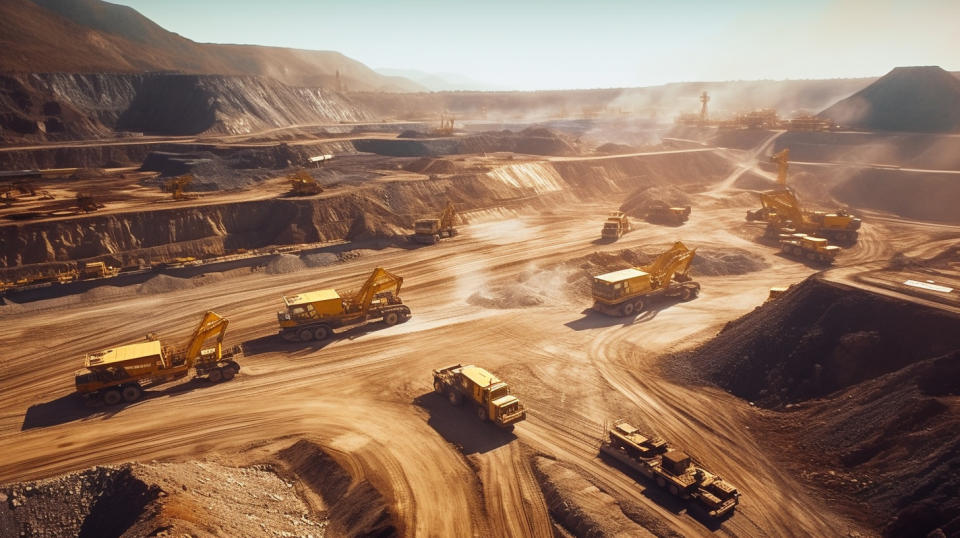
left=746, top=148, right=861, bottom=242
left=600, top=420, right=740, bottom=518
left=277, top=267, right=411, bottom=342
left=74, top=311, right=243, bottom=405
left=591, top=241, right=700, bottom=316
left=433, top=364, right=526, bottom=429
left=412, top=202, right=458, bottom=244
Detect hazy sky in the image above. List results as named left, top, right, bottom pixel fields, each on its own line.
left=115, top=0, right=960, bottom=90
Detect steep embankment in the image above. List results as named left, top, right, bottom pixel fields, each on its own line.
left=0, top=72, right=370, bottom=141
left=0, top=150, right=731, bottom=272
left=672, top=277, right=960, bottom=536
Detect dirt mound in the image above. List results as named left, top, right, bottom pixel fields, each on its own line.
left=595, top=142, right=638, bottom=154
left=467, top=268, right=576, bottom=309
left=0, top=460, right=325, bottom=538
left=265, top=254, right=306, bottom=274
left=691, top=248, right=769, bottom=276
left=671, top=276, right=960, bottom=535
left=820, top=66, right=960, bottom=133
left=531, top=456, right=658, bottom=537
left=402, top=157, right=458, bottom=174
left=137, top=274, right=194, bottom=294
left=619, top=185, right=693, bottom=218
left=278, top=440, right=396, bottom=537
left=687, top=277, right=960, bottom=407
left=140, top=145, right=304, bottom=189
left=303, top=252, right=339, bottom=267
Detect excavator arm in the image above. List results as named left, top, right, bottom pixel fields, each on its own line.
left=439, top=202, right=456, bottom=229
left=771, top=148, right=790, bottom=186
left=640, top=241, right=696, bottom=288
left=180, top=311, right=229, bottom=366
left=758, top=189, right=807, bottom=227
left=347, top=268, right=404, bottom=316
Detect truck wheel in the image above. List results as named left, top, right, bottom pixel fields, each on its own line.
left=383, top=311, right=399, bottom=326
left=434, top=380, right=444, bottom=394
left=298, top=328, right=314, bottom=342
left=806, top=252, right=816, bottom=261
left=447, top=389, right=462, bottom=406
left=669, top=485, right=679, bottom=496
left=103, top=389, right=122, bottom=406
left=313, top=326, right=331, bottom=341
left=220, top=366, right=235, bottom=381
left=121, top=385, right=142, bottom=403
left=208, top=368, right=223, bottom=383
left=621, top=302, right=636, bottom=316
left=477, top=406, right=488, bottom=422
left=656, top=476, right=666, bottom=488
left=433, top=234, right=440, bottom=244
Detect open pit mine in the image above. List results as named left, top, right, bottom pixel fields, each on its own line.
left=1, top=1, right=959, bottom=537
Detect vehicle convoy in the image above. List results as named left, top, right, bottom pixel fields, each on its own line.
left=277, top=267, right=411, bottom=342
left=746, top=149, right=861, bottom=242
left=645, top=202, right=691, bottom=225
left=74, top=311, right=242, bottom=405
left=591, top=241, right=700, bottom=316
left=779, top=233, right=840, bottom=264
left=600, top=420, right=740, bottom=518
left=601, top=211, right=631, bottom=240
left=412, top=201, right=457, bottom=244
left=433, top=364, right=526, bottom=429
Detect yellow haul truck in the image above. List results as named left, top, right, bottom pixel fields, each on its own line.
left=74, top=311, right=242, bottom=405
left=601, top=211, right=631, bottom=240
left=600, top=420, right=740, bottom=518
left=592, top=241, right=700, bottom=316
left=412, top=201, right=458, bottom=244
left=277, top=267, right=411, bottom=342
left=432, top=364, right=526, bottom=429
left=778, top=233, right=840, bottom=264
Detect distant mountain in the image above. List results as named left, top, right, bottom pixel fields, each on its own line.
left=0, top=0, right=423, bottom=92
left=820, top=66, right=960, bottom=132
left=376, top=68, right=504, bottom=92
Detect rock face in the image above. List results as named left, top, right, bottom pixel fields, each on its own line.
left=0, top=72, right=370, bottom=142
left=820, top=66, right=960, bottom=133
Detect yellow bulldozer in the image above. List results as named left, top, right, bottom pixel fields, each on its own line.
left=412, top=201, right=458, bottom=244
left=591, top=241, right=700, bottom=316
left=277, top=267, right=411, bottom=342
left=746, top=149, right=861, bottom=242
left=287, top=169, right=323, bottom=196
left=74, top=311, right=243, bottom=405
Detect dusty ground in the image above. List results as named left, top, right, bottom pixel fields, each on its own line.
left=1, top=127, right=959, bottom=537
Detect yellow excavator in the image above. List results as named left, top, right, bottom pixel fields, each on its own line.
left=412, top=201, right=458, bottom=244
left=277, top=267, right=411, bottom=341
left=74, top=311, right=243, bottom=405
left=164, top=174, right=196, bottom=201
left=746, top=149, right=861, bottom=242
left=591, top=241, right=700, bottom=316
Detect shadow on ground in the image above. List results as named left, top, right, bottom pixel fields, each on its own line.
left=21, top=378, right=213, bottom=431
left=564, top=297, right=684, bottom=331
left=413, top=391, right=517, bottom=455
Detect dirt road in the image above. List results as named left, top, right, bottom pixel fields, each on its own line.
left=8, top=196, right=949, bottom=535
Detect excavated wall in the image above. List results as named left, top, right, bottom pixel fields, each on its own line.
left=0, top=72, right=370, bottom=143
left=0, top=151, right=731, bottom=273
